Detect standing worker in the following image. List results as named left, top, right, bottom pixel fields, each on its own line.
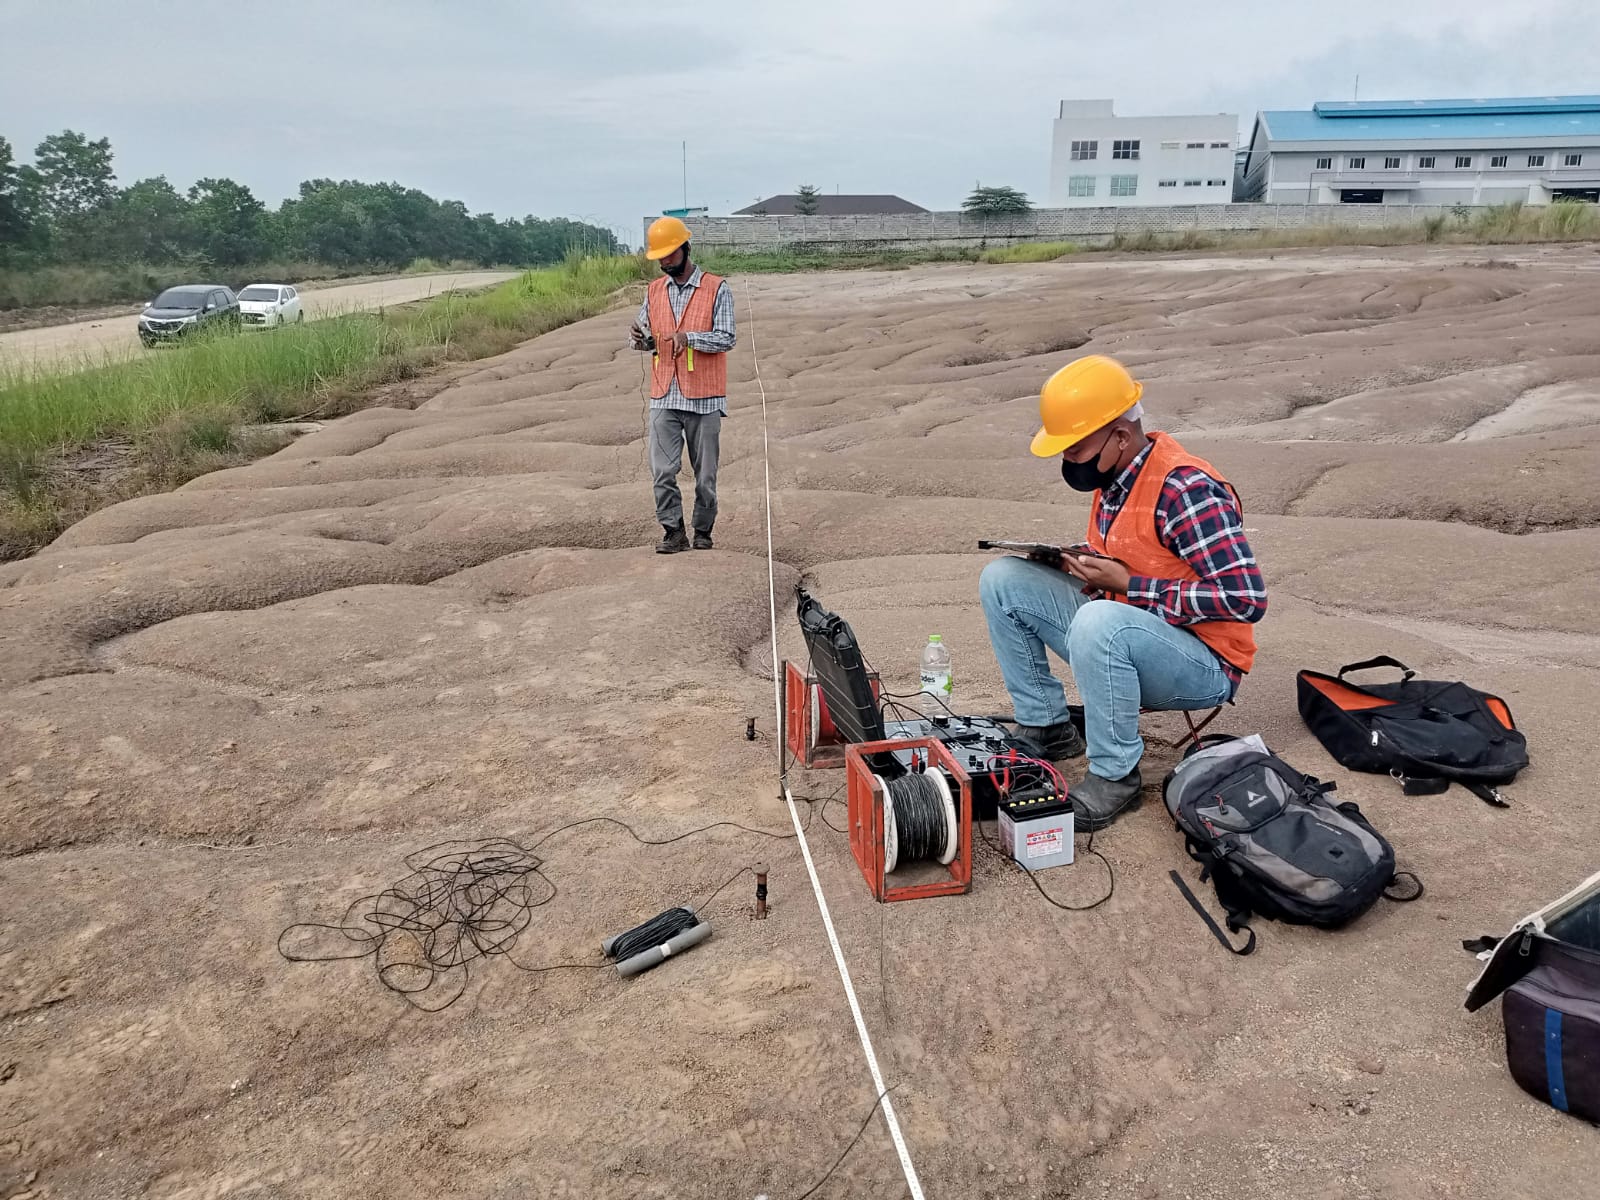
left=630, top=216, right=736, bottom=553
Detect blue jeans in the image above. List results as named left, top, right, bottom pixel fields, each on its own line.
left=979, top=556, right=1234, bottom=780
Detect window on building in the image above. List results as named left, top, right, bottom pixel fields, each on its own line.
left=1419, top=156, right=1436, bottom=168
left=1491, top=155, right=1508, bottom=168
left=1316, top=156, right=1333, bottom=170
left=1069, top=140, right=1097, bottom=161
left=1529, top=154, right=1547, bottom=167
left=1210, top=142, right=1231, bottom=149
left=1207, top=179, right=1228, bottom=186
left=1456, top=155, right=1472, bottom=168
left=1384, top=156, right=1402, bottom=169
left=1110, top=174, right=1139, bottom=197
left=1067, top=175, right=1096, bottom=197
left=1183, top=179, right=1202, bottom=187
left=1112, top=140, right=1140, bottom=160
left=1161, top=141, right=1181, bottom=150
left=1566, top=153, right=1584, bottom=167
left=1186, top=142, right=1205, bottom=149
left=1348, top=156, right=1366, bottom=169
left=1158, top=180, right=1178, bottom=188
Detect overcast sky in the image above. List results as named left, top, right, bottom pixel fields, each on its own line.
left=2, top=0, right=1593, bottom=247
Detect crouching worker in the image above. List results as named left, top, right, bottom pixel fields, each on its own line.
left=980, top=354, right=1266, bottom=830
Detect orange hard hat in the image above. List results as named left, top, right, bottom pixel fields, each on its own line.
left=1030, top=354, right=1144, bottom=457
left=645, top=216, right=691, bottom=261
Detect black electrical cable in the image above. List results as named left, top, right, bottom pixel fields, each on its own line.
left=878, top=686, right=960, bottom=722
left=277, top=838, right=599, bottom=1012
left=530, top=812, right=797, bottom=853
left=792, top=1086, right=898, bottom=1200
left=883, top=773, right=949, bottom=866
left=280, top=825, right=785, bottom=1011
left=589, top=867, right=761, bottom=967
left=607, top=907, right=700, bottom=962
left=979, top=815, right=1116, bottom=912
left=693, top=864, right=756, bottom=916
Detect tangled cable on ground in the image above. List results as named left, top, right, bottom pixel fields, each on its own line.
left=277, top=838, right=591, bottom=1012
left=279, top=831, right=775, bottom=1011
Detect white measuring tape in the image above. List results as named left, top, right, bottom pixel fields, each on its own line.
left=745, top=278, right=927, bottom=1199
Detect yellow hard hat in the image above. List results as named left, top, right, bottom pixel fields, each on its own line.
left=1029, top=354, right=1144, bottom=457
left=645, top=216, right=691, bottom=261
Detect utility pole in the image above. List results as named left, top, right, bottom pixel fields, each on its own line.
left=682, top=141, right=688, bottom=211
left=1354, top=74, right=1360, bottom=101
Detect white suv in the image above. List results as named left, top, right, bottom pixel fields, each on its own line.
left=237, top=284, right=304, bottom=329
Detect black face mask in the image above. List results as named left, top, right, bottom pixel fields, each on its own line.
left=1060, top=431, right=1122, bottom=492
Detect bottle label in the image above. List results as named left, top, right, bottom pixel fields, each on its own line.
left=920, top=670, right=952, bottom=696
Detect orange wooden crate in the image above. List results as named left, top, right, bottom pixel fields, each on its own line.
left=844, top=737, right=972, bottom=903
left=782, top=659, right=881, bottom=770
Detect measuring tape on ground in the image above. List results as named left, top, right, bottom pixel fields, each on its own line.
left=746, top=277, right=926, bottom=1199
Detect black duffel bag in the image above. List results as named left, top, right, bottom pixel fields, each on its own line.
left=1296, top=656, right=1528, bottom=807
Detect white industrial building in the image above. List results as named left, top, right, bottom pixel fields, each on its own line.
left=1240, top=96, right=1600, bottom=205
left=1049, top=100, right=1239, bottom=208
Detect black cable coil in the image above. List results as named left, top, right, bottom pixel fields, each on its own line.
left=884, top=771, right=951, bottom=867
left=606, top=907, right=701, bottom=962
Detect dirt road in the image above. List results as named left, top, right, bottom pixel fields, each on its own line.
left=0, top=270, right=520, bottom=370
left=2, top=245, right=1597, bottom=1198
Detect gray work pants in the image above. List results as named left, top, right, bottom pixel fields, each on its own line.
left=649, top=407, right=720, bottom=533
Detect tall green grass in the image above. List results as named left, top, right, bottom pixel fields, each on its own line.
left=976, top=241, right=1080, bottom=263
left=0, top=253, right=647, bottom=559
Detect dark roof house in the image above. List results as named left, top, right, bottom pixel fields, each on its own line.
left=734, top=194, right=928, bottom=216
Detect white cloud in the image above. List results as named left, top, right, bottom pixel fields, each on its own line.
left=0, top=0, right=1591, bottom=242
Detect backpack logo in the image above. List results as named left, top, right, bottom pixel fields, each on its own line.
left=1245, top=789, right=1269, bottom=808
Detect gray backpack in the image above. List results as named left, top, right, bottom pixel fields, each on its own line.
left=1163, top=734, right=1421, bottom=954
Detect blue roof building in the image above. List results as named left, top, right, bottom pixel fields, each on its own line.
left=1239, top=96, right=1600, bottom=206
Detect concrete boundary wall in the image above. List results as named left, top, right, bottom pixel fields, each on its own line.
left=658, top=203, right=1499, bottom=252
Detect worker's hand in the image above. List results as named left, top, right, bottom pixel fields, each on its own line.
left=1063, top=553, right=1132, bottom=595
left=629, top=322, right=652, bottom=350
left=668, top=331, right=689, bottom=354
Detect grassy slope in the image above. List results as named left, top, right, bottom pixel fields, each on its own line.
left=0, top=254, right=646, bottom=559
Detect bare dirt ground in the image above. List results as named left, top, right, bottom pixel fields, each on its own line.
left=0, top=271, right=520, bottom=370
left=3, top=243, right=1599, bottom=1199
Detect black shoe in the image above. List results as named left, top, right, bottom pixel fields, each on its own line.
left=692, top=530, right=713, bottom=550
left=1070, top=767, right=1143, bottom=831
left=655, top=525, right=690, bottom=554
left=1013, top=721, right=1086, bottom=761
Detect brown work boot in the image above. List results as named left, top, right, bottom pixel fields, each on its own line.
left=655, top=525, right=690, bottom=554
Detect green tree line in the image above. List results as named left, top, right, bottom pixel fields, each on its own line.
left=0, top=129, right=622, bottom=274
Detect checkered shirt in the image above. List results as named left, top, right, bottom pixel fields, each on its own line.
left=1093, top=440, right=1268, bottom=688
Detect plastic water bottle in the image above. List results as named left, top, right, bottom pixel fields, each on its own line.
left=919, top=635, right=952, bottom=717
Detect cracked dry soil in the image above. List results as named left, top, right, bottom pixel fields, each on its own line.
left=2, top=244, right=1599, bottom=1199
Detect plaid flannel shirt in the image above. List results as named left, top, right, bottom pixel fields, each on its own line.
left=1092, top=440, right=1267, bottom=688
left=634, top=266, right=736, bottom=415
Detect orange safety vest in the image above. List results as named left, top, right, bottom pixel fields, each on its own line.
left=1085, top=431, right=1259, bottom=675
left=648, top=272, right=728, bottom=400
